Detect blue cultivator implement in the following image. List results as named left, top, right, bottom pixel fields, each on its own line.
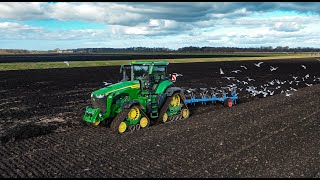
left=184, top=91, right=238, bottom=107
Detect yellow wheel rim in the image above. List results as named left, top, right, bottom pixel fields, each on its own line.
left=118, top=122, right=127, bottom=133
left=128, top=106, right=140, bottom=120
left=140, top=117, right=149, bottom=128
left=182, top=109, right=189, bottom=118
left=93, top=121, right=100, bottom=127
left=163, top=113, right=168, bottom=123
left=170, top=94, right=181, bottom=106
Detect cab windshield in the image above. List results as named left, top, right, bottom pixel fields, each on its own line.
left=133, top=65, right=149, bottom=80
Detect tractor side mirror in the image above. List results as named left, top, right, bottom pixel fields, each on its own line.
left=120, top=65, right=124, bottom=73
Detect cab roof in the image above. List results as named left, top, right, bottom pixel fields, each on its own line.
left=129, top=61, right=169, bottom=66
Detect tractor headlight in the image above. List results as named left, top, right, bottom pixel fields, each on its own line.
left=95, top=94, right=105, bottom=99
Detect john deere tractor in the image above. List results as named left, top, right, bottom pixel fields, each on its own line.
left=83, top=61, right=190, bottom=133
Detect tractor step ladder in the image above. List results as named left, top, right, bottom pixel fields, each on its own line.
left=150, top=94, right=159, bottom=118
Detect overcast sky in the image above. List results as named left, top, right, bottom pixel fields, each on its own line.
left=1, top=2, right=320, bottom=50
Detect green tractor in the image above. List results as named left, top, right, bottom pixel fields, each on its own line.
left=83, top=61, right=190, bottom=133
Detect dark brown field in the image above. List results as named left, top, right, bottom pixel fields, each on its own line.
left=0, top=58, right=319, bottom=177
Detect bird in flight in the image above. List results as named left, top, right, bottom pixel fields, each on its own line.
left=63, top=61, right=69, bottom=67
left=222, top=76, right=235, bottom=80
left=103, top=81, right=112, bottom=86
left=301, top=65, right=306, bottom=69
left=231, top=70, right=241, bottom=73
left=270, top=66, right=278, bottom=71
left=305, top=83, right=313, bottom=87
left=247, top=77, right=255, bottom=81
left=285, top=92, right=293, bottom=97
left=220, top=68, right=224, bottom=75
left=254, top=62, right=264, bottom=67
left=240, top=65, right=247, bottom=70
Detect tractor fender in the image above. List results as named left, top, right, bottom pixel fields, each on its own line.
left=122, top=100, right=145, bottom=110
left=157, top=87, right=185, bottom=108
left=165, top=87, right=184, bottom=97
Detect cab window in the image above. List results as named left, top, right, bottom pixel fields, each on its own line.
left=133, top=65, right=149, bottom=80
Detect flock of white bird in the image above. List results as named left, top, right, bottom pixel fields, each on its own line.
left=185, top=59, right=320, bottom=100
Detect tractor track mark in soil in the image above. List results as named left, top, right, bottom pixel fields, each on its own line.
left=0, top=124, right=59, bottom=144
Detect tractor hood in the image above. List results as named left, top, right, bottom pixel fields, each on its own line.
left=91, top=80, right=140, bottom=98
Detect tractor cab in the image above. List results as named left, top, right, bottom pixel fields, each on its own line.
left=120, top=61, right=170, bottom=92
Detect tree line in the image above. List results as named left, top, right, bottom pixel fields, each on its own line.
left=70, top=46, right=320, bottom=53
left=1, top=46, right=320, bottom=54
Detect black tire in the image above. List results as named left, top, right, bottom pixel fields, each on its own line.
left=224, top=98, right=233, bottom=107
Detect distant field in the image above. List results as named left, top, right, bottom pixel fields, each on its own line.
left=1, top=54, right=320, bottom=71
left=0, top=53, right=312, bottom=63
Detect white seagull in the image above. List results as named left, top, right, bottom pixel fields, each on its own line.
left=254, top=62, right=264, bottom=67
left=231, top=70, right=241, bottom=73
left=222, top=76, right=235, bottom=80
left=247, top=77, right=255, bottom=81
left=270, top=66, right=278, bottom=71
left=285, top=92, right=293, bottom=97
left=220, top=68, right=224, bottom=75
left=103, top=81, right=112, bottom=86
left=240, top=65, right=247, bottom=70
left=301, top=65, right=306, bottom=69
left=63, top=61, right=70, bottom=67
left=305, top=83, right=313, bottom=87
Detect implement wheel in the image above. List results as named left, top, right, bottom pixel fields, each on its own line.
left=224, top=98, right=233, bottom=107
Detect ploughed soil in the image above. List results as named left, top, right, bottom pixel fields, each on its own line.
left=0, top=53, right=268, bottom=63
left=0, top=57, right=319, bottom=177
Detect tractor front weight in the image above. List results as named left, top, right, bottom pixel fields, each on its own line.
left=83, top=106, right=103, bottom=124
